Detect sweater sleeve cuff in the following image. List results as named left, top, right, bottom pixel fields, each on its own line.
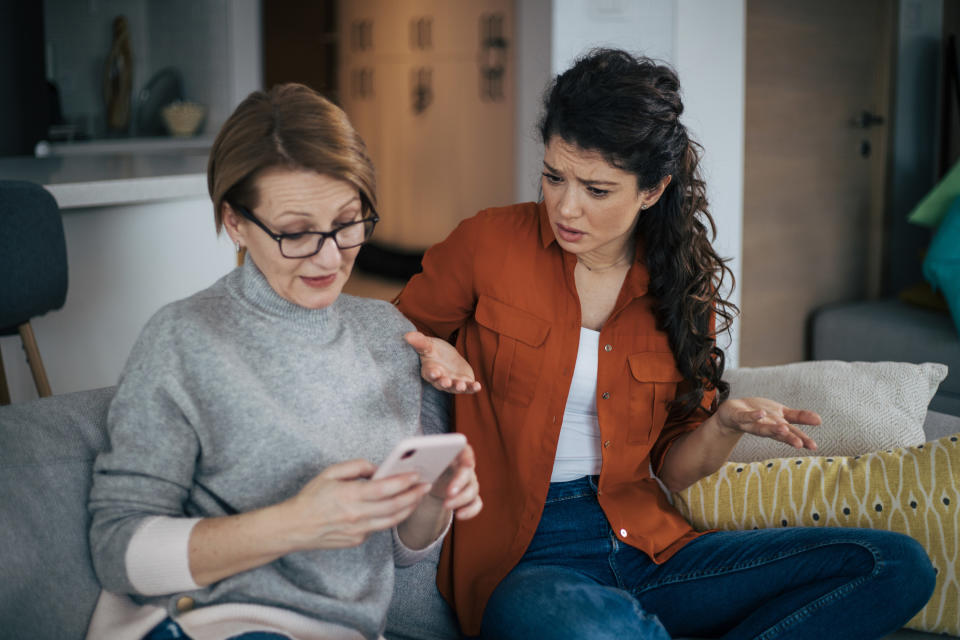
left=392, top=514, right=452, bottom=567
left=125, top=516, right=202, bottom=595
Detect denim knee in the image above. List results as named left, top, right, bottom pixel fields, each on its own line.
left=481, top=566, right=670, bottom=640
left=876, top=532, right=936, bottom=615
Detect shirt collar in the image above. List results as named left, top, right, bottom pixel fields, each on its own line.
left=537, top=200, right=555, bottom=249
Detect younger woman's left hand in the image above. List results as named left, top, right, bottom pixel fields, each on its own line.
left=406, top=331, right=482, bottom=394
left=429, top=444, right=483, bottom=520
left=715, top=397, right=822, bottom=451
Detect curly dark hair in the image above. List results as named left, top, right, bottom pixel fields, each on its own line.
left=539, top=48, right=738, bottom=417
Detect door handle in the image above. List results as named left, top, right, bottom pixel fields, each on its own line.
left=852, top=110, right=885, bottom=128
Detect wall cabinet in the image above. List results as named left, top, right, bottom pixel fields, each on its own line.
left=338, top=0, right=515, bottom=251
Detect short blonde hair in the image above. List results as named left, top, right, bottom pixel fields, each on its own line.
left=207, top=83, right=376, bottom=232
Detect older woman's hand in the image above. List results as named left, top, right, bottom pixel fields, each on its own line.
left=405, top=331, right=482, bottom=394
left=288, top=459, right=431, bottom=550
left=429, top=444, right=483, bottom=520
left=715, top=397, right=822, bottom=451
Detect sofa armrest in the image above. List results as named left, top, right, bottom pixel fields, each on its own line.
left=0, top=387, right=115, bottom=640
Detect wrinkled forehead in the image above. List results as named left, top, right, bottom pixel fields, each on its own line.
left=253, top=167, right=362, bottom=219
left=544, top=137, right=636, bottom=184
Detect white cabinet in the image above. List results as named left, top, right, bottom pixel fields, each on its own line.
left=338, top=0, right=515, bottom=251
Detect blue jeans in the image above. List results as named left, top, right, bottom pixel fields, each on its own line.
left=143, top=618, right=287, bottom=640
left=481, top=476, right=935, bottom=640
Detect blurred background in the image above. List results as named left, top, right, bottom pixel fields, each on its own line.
left=0, top=0, right=956, bottom=402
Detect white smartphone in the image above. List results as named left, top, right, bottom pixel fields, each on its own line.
left=372, top=433, right=467, bottom=483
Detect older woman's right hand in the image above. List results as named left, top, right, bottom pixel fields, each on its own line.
left=287, top=459, right=431, bottom=550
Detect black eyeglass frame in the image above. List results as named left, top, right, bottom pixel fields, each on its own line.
left=231, top=200, right=379, bottom=259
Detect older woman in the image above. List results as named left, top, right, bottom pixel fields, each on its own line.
left=86, top=83, right=480, bottom=640
left=397, top=49, right=935, bottom=639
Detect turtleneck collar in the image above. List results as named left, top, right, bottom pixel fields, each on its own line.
left=226, top=256, right=340, bottom=335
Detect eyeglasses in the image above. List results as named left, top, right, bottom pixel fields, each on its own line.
left=231, top=201, right=379, bottom=259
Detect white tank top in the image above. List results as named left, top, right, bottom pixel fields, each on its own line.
left=550, top=327, right=603, bottom=483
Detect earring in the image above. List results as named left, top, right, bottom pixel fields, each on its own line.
left=235, top=241, right=242, bottom=253
left=640, top=204, right=648, bottom=210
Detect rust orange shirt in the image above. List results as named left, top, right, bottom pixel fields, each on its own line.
left=395, top=201, right=712, bottom=635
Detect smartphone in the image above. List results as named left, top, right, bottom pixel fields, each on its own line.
left=372, top=433, right=467, bottom=483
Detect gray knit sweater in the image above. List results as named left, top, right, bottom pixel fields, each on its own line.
left=88, top=258, right=448, bottom=639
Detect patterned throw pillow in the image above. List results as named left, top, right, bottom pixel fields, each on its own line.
left=673, top=434, right=960, bottom=636
left=723, top=361, right=947, bottom=462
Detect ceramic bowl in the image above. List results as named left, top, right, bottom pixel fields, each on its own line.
left=161, top=101, right=206, bottom=137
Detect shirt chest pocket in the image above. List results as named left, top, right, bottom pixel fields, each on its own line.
left=626, top=352, right=684, bottom=445
left=475, top=295, right=550, bottom=408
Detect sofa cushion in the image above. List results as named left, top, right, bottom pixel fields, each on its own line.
left=673, top=434, right=960, bottom=636
left=724, top=361, right=947, bottom=462
left=387, top=545, right=460, bottom=640
left=925, top=410, right=960, bottom=442
left=0, top=386, right=114, bottom=640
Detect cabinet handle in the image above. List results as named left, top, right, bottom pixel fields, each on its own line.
left=352, top=67, right=374, bottom=99
left=411, top=67, right=433, bottom=115
left=479, top=13, right=507, bottom=101
left=410, top=17, right=432, bottom=50
left=352, top=19, right=373, bottom=52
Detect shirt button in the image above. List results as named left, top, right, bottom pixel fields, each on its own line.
left=603, top=440, right=611, bottom=448
left=601, top=392, right=610, bottom=400
left=620, top=528, right=628, bottom=538
left=604, top=344, right=613, bottom=352
left=176, top=596, right=195, bottom=612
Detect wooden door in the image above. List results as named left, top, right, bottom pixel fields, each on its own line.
left=741, top=0, right=894, bottom=366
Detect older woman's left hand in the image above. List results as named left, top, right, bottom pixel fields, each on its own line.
left=430, top=444, right=483, bottom=520
left=715, top=397, right=822, bottom=451
left=406, top=331, right=482, bottom=394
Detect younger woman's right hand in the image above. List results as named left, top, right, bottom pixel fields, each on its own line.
left=286, top=459, right=430, bottom=550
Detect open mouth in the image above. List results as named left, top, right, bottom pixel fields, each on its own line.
left=555, top=223, right=585, bottom=242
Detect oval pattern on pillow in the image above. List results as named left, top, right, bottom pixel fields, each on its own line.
left=723, top=361, right=947, bottom=462
left=673, top=434, right=960, bottom=636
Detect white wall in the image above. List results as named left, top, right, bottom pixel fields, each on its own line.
left=514, top=0, right=553, bottom=202
left=514, top=0, right=745, bottom=365
left=674, top=0, right=745, bottom=365
left=552, top=0, right=674, bottom=71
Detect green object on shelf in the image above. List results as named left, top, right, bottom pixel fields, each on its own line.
left=909, top=160, right=960, bottom=228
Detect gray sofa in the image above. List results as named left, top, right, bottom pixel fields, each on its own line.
left=810, top=299, right=960, bottom=416
left=1, top=386, right=957, bottom=640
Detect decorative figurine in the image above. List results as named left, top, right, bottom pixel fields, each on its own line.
left=104, top=15, right=133, bottom=134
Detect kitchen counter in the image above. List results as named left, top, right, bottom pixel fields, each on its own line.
left=0, top=150, right=209, bottom=209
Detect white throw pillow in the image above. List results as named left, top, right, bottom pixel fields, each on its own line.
left=723, top=361, right=947, bottom=462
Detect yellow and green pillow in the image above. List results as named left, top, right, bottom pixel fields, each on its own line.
left=673, top=434, right=960, bottom=636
